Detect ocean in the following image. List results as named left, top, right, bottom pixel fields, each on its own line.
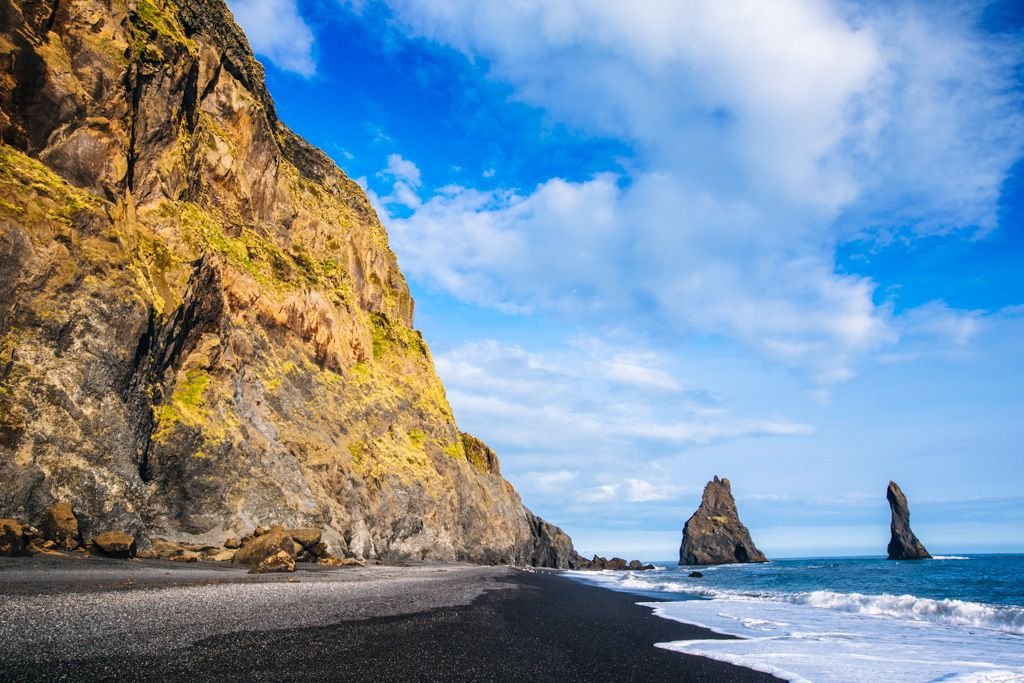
left=566, top=555, right=1024, bottom=682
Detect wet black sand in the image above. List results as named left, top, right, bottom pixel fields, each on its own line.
left=0, top=557, right=778, bottom=682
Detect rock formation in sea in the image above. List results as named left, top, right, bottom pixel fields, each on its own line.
left=0, top=0, right=576, bottom=567
left=886, top=481, right=930, bottom=560
left=679, top=476, right=767, bottom=565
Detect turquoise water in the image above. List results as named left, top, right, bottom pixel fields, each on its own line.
left=653, top=554, right=1024, bottom=608
left=568, top=555, right=1024, bottom=682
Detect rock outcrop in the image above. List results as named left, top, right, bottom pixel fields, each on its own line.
left=42, top=502, right=80, bottom=550
left=679, top=476, right=767, bottom=565
left=0, top=518, right=25, bottom=556
left=0, top=0, right=575, bottom=567
left=92, top=531, right=136, bottom=558
left=886, top=481, right=930, bottom=560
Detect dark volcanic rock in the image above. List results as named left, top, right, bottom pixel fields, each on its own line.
left=92, top=531, right=136, bottom=558
left=0, top=0, right=578, bottom=569
left=688, top=571, right=704, bottom=578
left=886, top=481, right=931, bottom=560
left=679, top=476, right=767, bottom=565
left=605, top=557, right=628, bottom=570
left=249, top=549, right=295, bottom=574
left=233, top=527, right=297, bottom=566
left=41, top=502, right=80, bottom=550
left=0, top=518, right=25, bottom=556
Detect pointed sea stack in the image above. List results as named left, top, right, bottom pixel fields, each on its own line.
left=679, top=476, right=767, bottom=565
left=886, top=481, right=931, bottom=560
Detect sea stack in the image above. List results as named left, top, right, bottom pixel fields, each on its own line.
left=886, top=481, right=931, bottom=560
left=679, top=476, right=767, bottom=565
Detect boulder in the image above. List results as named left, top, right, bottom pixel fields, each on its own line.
left=27, top=538, right=65, bottom=557
left=886, top=481, right=931, bottom=560
left=628, top=560, right=642, bottom=570
left=224, top=538, right=242, bottom=549
left=0, top=518, right=25, bottom=556
left=605, top=557, right=628, bottom=570
left=642, top=564, right=656, bottom=570
left=689, top=571, right=704, bottom=578
left=679, top=476, right=767, bottom=565
left=249, top=549, right=295, bottom=574
left=319, top=555, right=364, bottom=567
left=41, top=502, right=80, bottom=550
left=233, top=527, right=296, bottom=566
left=206, top=549, right=236, bottom=562
left=92, top=531, right=136, bottom=558
left=288, top=528, right=322, bottom=551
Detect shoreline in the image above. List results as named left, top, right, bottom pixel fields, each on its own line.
left=0, top=556, right=779, bottom=682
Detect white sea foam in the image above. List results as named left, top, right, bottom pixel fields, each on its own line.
left=646, top=598, right=1024, bottom=683
left=567, top=571, right=1024, bottom=636
left=566, top=568, right=1024, bottom=682
left=785, top=590, right=1024, bottom=636
left=933, top=555, right=972, bottom=560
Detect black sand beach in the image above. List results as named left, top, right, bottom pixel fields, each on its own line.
left=0, top=556, right=778, bottom=682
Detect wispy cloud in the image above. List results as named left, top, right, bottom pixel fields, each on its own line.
left=227, top=0, right=316, bottom=76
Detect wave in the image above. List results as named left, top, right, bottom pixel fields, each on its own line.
left=569, top=572, right=1024, bottom=636
left=786, top=590, right=1024, bottom=636
left=932, top=555, right=971, bottom=560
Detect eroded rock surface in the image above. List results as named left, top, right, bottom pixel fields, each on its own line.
left=92, top=531, right=136, bottom=558
left=42, top=502, right=80, bottom=550
left=0, top=0, right=575, bottom=567
left=886, top=481, right=930, bottom=560
left=679, top=476, right=767, bottom=565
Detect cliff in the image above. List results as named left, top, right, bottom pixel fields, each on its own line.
left=0, top=0, right=575, bottom=566
left=886, top=481, right=930, bottom=560
left=679, top=476, right=767, bottom=565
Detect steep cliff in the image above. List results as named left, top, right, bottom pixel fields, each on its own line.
left=886, top=481, right=930, bottom=560
left=0, top=0, right=575, bottom=565
left=679, top=476, right=767, bottom=565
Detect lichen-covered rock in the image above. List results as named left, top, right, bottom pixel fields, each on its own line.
left=42, top=502, right=80, bottom=550
left=319, top=554, right=363, bottom=568
left=679, top=476, right=767, bottom=565
left=233, top=527, right=296, bottom=566
left=288, top=528, right=322, bottom=552
left=886, top=481, right=931, bottom=560
left=0, top=518, right=25, bottom=556
left=92, top=531, right=136, bottom=558
left=249, top=549, right=295, bottom=574
left=0, top=0, right=576, bottom=568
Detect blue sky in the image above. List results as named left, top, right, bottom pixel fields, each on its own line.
left=227, top=0, right=1024, bottom=559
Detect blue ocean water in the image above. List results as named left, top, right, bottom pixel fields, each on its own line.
left=567, top=555, right=1024, bottom=682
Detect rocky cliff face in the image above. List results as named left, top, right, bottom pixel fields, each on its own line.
left=679, top=476, right=767, bottom=565
left=886, top=481, right=930, bottom=560
left=0, top=0, right=575, bottom=566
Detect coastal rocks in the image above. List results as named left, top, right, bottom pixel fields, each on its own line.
left=0, top=518, right=25, bottom=556
left=688, top=571, right=704, bottom=578
left=679, top=476, right=767, bottom=566
left=233, top=527, right=297, bottom=567
left=92, top=531, right=136, bottom=559
left=0, top=0, right=578, bottom=569
left=250, top=550, right=295, bottom=574
left=577, top=555, right=655, bottom=571
left=41, top=502, right=80, bottom=550
left=886, top=481, right=931, bottom=560
left=319, top=555, right=364, bottom=568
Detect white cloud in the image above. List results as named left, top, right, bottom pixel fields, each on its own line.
left=368, top=1, right=1023, bottom=387
left=525, top=470, right=577, bottom=493
left=227, top=0, right=316, bottom=76
left=380, top=153, right=423, bottom=188
left=434, top=336, right=813, bottom=478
